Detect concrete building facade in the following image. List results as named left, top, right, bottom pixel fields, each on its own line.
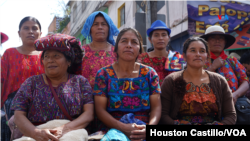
left=67, top=0, right=189, bottom=53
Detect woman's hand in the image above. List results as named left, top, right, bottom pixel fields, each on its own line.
left=130, top=124, right=146, bottom=141
left=50, top=124, right=72, bottom=139
left=232, top=81, right=249, bottom=105
left=32, top=128, right=59, bottom=141
left=210, top=57, right=224, bottom=71
left=119, top=123, right=138, bottom=139
left=232, top=92, right=239, bottom=105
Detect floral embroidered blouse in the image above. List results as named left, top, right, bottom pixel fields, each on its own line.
left=137, top=51, right=185, bottom=86
left=93, top=64, right=161, bottom=125
left=177, top=82, right=219, bottom=124
left=204, top=56, right=249, bottom=92
left=137, top=53, right=173, bottom=86
left=81, top=44, right=117, bottom=88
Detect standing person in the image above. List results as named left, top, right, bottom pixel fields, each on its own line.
left=160, top=37, right=236, bottom=125
left=201, top=25, right=249, bottom=105
left=81, top=11, right=119, bottom=88
left=80, top=11, right=119, bottom=136
left=1, top=16, right=44, bottom=141
left=94, top=27, right=161, bottom=140
left=137, top=20, right=185, bottom=86
left=0, top=32, right=9, bottom=121
left=239, top=51, right=250, bottom=99
left=0, top=32, right=9, bottom=95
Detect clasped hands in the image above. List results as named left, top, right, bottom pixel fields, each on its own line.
left=122, top=123, right=146, bottom=141
left=32, top=125, right=71, bottom=141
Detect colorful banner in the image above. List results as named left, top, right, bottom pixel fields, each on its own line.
left=187, top=0, right=250, bottom=50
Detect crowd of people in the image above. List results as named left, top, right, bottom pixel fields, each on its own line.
left=1, top=11, right=250, bottom=141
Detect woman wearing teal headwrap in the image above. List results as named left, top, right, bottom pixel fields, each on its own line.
left=81, top=11, right=119, bottom=89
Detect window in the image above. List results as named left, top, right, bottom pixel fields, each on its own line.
left=136, top=3, right=143, bottom=13
left=120, top=6, right=125, bottom=26
left=118, top=3, right=125, bottom=28
left=73, top=5, right=77, bottom=23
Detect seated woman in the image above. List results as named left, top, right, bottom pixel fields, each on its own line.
left=11, top=34, right=94, bottom=140
left=94, top=27, right=161, bottom=140
left=160, top=37, right=236, bottom=125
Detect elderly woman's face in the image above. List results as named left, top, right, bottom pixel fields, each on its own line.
left=207, top=35, right=225, bottom=54
left=184, top=41, right=208, bottom=69
left=90, top=16, right=109, bottom=42
left=42, top=49, right=71, bottom=76
left=117, top=30, right=140, bottom=62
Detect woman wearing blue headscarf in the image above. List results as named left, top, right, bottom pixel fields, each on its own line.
left=81, top=11, right=119, bottom=136
left=81, top=11, right=119, bottom=89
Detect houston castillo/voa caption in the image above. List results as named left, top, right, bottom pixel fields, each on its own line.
left=149, top=129, right=247, bottom=137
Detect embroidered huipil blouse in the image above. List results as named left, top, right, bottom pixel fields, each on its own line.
left=11, top=74, right=93, bottom=122
left=137, top=51, right=185, bottom=86
left=81, top=44, right=117, bottom=88
left=93, top=64, right=161, bottom=125
left=177, top=82, right=219, bottom=124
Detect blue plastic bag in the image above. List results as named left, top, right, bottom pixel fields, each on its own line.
left=100, top=113, right=146, bottom=141
left=100, top=128, right=130, bottom=141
